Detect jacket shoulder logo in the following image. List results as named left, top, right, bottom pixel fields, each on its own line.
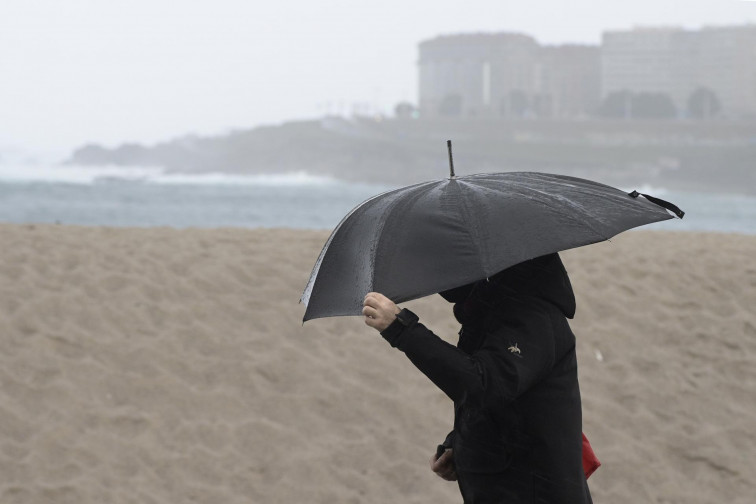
left=508, top=342, right=522, bottom=356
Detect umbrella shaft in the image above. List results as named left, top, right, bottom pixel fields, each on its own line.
left=447, top=140, right=456, bottom=178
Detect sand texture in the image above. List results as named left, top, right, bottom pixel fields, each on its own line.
left=0, top=223, right=754, bottom=503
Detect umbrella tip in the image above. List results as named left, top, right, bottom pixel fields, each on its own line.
left=629, top=190, right=685, bottom=219
left=447, top=140, right=456, bottom=178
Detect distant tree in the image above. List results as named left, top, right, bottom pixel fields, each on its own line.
left=508, top=90, right=529, bottom=118
left=598, top=91, right=634, bottom=118
left=532, top=94, right=553, bottom=118
left=438, top=94, right=463, bottom=117
left=632, top=92, right=677, bottom=118
left=687, top=87, right=721, bottom=119
left=394, top=101, right=417, bottom=119
left=598, top=91, right=676, bottom=119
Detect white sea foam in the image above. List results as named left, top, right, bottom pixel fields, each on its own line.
left=0, top=164, right=344, bottom=187
left=0, top=164, right=163, bottom=184
left=150, top=170, right=342, bottom=187
left=622, top=184, right=669, bottom=196
left=634, top=184, right=668, bottom=196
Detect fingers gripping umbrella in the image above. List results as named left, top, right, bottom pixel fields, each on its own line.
left=301, top=142, right=684, bottom=322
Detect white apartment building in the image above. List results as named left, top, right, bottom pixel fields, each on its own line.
left=417, top=33, right=600, bottom=119
left=601, top=25, right=756, bottom=117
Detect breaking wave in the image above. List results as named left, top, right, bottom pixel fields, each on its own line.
left=0, top=164, right=346, bottom=187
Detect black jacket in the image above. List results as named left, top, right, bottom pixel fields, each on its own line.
left=381, top=254, right=592, bottom=503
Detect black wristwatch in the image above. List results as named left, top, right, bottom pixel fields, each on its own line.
left=394, top=308, right=419, bottom=327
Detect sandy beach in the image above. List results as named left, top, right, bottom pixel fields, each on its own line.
left=1, top=223, right=754, bottom=503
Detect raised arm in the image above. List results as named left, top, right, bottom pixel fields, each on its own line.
left=363, top=292, right=556, bottom=405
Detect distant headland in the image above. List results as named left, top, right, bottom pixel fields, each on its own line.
left=67, top=116, right=756, bottom=195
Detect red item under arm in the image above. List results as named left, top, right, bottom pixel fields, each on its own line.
left=582, top=433, right=600, bottom=479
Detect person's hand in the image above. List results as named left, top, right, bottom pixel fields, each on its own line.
left=430, top=448, right=457, bottom=481
left=362, top=292, right=399, bottom=332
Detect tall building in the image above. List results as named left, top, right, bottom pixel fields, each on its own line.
left=601, top=25, right=756, bottom=117
left=417, top=33, right=600, bottom=119
left=418, top=26, right=756, bottom=120
left=539, top=45, right=601, bottom=118
left=696, top=26, right=756, bottom=118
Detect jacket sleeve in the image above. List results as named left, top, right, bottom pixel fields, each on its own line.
left=380, top=308, right=556, bottom=405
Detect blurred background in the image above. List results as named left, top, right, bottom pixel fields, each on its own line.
left=2, top=0, right=755, bottom=232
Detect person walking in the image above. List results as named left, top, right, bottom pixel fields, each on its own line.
left=362, top=253, right=594, bottom=503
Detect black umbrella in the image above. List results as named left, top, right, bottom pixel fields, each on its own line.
left=301, top=143, right=684, bottom=322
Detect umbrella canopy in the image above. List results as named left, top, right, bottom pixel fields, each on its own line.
left=301, top=171, right=683, bottom=322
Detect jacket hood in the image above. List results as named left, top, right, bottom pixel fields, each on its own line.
left=439, top=253, right=576, bottom=319
left=490, top=253, right=576, bottom=319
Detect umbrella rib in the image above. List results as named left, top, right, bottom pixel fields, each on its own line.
left=301, top=189, right=387, bottom=306
left=370, top=179, right=441, bottom=297
left=302, top=182, right=424, bottom=309
left=519, top=184, right=613, bottom=243
left=468, top=178, right=611, bottom=266
left=455, top=180, right=489, bottom=277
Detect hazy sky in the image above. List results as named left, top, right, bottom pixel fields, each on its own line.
left=2, top=0, right=755, bottom=156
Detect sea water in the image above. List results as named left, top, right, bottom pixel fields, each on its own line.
left=0, top=165, right=390, bottom=230
left=0, top=164, right=755, bottom=234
